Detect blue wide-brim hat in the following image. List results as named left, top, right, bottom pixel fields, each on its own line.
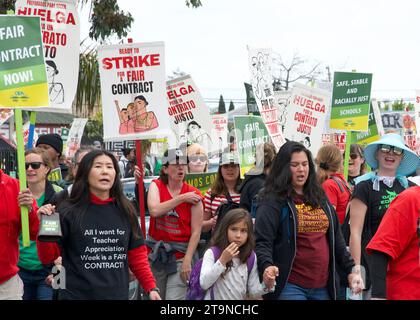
left=364, top=133, right=420, bottom=176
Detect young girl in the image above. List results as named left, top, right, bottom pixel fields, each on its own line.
left=199, top=208, right=272, bottom=300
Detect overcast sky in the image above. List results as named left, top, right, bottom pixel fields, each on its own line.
left=82, top=0, right=420, bottom=106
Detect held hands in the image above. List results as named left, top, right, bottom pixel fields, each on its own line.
left=348, top=266, right=365, bottom=295
left=180, top=192, right=201, bottom=205
left=219, top=242, right=240, bottom=266
left=148, top=290, right=162, bottom=300
left=263, top=266, right=279, bottom=291
left=17, top=189, right=34, bottom=209
left=209, top=216, right=217, bottom=228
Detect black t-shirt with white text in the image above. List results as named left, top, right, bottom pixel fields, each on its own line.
left=57, top=202, right=143, bottom=300
left=352, top=179, right=413, bottom=236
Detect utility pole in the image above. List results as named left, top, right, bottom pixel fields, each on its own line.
left=326, top=66, right=331, bottom=82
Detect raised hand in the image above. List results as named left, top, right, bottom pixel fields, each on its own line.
left=219, top=242, right=240, bottom=266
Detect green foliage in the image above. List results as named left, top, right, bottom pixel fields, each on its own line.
left=185, top=0, right=203, bottom=8
left=1, top=0, right=15, bottom=12
left=84, top=110, right=103, bottom=142
left=229, top=100, right=235, bottom=111
left=88, top=0, right=133, bottom=41
left=391, top=99, right=405, bottom=111
left=391, top=99, right=414, bottom=112
left=218, top=95, right=226, bottom=114
left=76, top=49, right=101, bottom=115
left=406, top=102, right=414, bottom=111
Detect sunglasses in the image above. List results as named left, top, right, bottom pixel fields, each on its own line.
left=343, top=153, right=360, bottom=160
left=189, top=155, right=207, bottom=163
left=25, top=162, right=44, bottom=170
left=380, top=144, right=403, bottom=156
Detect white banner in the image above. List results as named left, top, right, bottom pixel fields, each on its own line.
left=210, top=113, right=228, bottom=155
left=284, top=83, right=330, bottom=155
left=248, top=47, right=285, bottom=150
left=16, top=0, right=80, bottom=112
left=272, top=90, right=292, bottom=134
left=98, top=42, right=169, bottom=142
left=166, top=75, right=213, bottom=151
left=64, top=118, right=88, bottom=158
left=371, top=99, right=385, bottom=137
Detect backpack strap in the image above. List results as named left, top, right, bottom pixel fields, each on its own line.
left=209, top=246, right=222, bottom=300
left=246, top=251, right=256, bottom=275
left=330, top=176, right=351, bottom=195
left=225, top=192, right=234, bottom=203
left=210, top=192, right=217, bottom=217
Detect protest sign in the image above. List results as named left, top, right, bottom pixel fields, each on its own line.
left=166, top=75, right=213, bottom=152
left=233, top=115, right=270, bottom=178
left=210, top=113, right=228, bottom=156
left=248, top=47, right=286, bottom=150
left=330, top=72, right=372, bottom=131
left=415, top=90, right=420, bottom=154
left=185, top=172, right=217, bottom=195
left=401, top=111, right=417, bottom=154
left=244, top=82, right=259, bottom=115
left=12, top=120, right=38, bottom=147
left=48, top=167, right=62, bottom=182
left=16, top=0, right=80, bottom=112
left=353, top=100, right=382, bottom=147
left=0, top=15, right=49, bottom=107
left=284, top=83, right=330, bottom=155
left=64, top=118, right=88, bottom=158
left=98, top=41, right=169, bottom=142
left=272, top=90, right=291, bottom=133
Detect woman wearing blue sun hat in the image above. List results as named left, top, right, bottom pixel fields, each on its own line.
left=346, top=133, right=419, bottom=299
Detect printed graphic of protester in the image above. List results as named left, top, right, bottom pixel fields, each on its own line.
left=133, top=95, right=159, bottom=132
left=250, top=52, right=272, bottom=100
left=402, top=114, right=416, bottom=135
left=115, top=100, right=134, bottom=134
left=301, top=136, right=311, bottom=149
left=181, top=121, right=212, bottom=150
left=115, top=96, right=158, bottom=134
left=45, top=60, right=64, bottom=104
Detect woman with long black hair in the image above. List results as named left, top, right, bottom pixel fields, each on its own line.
left=36, top=150, right=160, bottom=300
left=255, top=141, right=361, bottom=300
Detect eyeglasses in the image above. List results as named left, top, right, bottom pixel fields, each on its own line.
left=25, top=162, right=44, bottom=170
left=189, top=155, right=207, bottom=163
left=380, top=144, right=403, bottom=156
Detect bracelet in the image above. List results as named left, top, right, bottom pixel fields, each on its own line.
left=148, top=287, right=160, bottom=294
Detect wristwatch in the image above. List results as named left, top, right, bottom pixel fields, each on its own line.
left=148, top=287, right=160, bottom=294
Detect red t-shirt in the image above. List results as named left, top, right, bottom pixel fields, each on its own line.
left=322, top=173, right=351, bottom=224
left=0, top=170, right=39, bottom=284
left=148, top=179, right=202, bottom=259
left=288, top=196, right=330, bottom=288
left=366, top=186, right=420, bottom=300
